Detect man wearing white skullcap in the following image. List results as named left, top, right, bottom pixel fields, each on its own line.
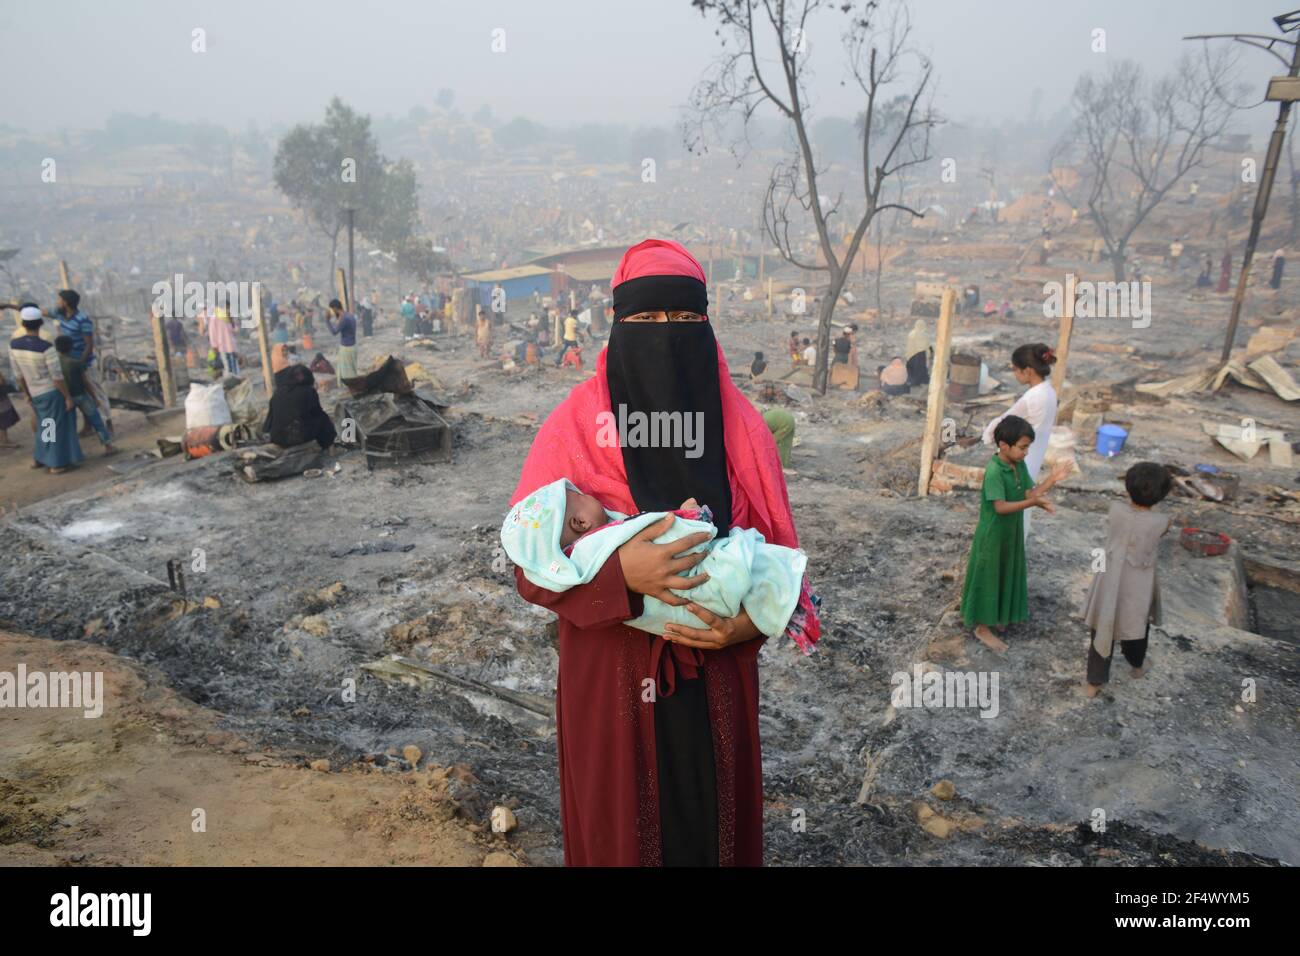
left=9, top=306, right=82, bottom=473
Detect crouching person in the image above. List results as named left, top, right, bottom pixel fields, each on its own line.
left=263, top=364, right=336, bottom=450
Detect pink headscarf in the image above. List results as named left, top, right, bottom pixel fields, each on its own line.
left=611, top=238, right=707, bottom=287
left=511, top=240, right=797, bottom=549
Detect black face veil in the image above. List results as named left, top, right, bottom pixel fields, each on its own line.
left=605, top=320, right=732, bottom=535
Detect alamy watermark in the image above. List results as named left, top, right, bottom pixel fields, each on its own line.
left=1043, top=274, right=1151, bottom=329
left=1, top=664, right=104, bottom=718
left=50, top=886, right=150, bottom=935
left=595, top=405, right=705, bottom=459
left=891, top=663, right=1000, bottom=719
left=152, top=274, right=256, bottom=326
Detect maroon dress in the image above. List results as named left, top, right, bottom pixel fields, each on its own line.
left=514, top=540, right=766, bottom=866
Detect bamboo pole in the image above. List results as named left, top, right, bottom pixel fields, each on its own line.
left=918, top=287, right=957, bottom=497
left=1054, top=273, right=1076, bottom=398
left=252, top=283, right=274, bottom=398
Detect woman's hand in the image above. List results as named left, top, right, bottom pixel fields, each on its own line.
left=617, top=515, right=711, bottom=607
left=664, top=604, right=761, bottom=650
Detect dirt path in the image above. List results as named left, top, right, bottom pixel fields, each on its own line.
left=0, top=631, right=518, bottom=866
left=0, top=405, right=173, bottom=515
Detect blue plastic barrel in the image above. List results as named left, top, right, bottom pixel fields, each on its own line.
left=1096, top=424, right=1128, bottom=457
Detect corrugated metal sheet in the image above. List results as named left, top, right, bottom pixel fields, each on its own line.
left=560, top=260, right=619, bottom=282
left=461, top=264, right=553, bottom=282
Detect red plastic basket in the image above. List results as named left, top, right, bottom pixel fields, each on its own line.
left=1180, top=527, right=1230, bottom=557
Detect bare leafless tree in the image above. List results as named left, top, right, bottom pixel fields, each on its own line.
left=864, top=95, right=917, bottom=317
left=1050, top=48, right=1240, bottom=283
left=687, top=0, right=938, bottom=394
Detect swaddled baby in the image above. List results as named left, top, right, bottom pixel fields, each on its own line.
left=502, top=477, right=820, bottom=653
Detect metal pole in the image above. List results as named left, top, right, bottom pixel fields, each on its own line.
left=347, top=208, right=356, bottom=312
left=1222, top=36, right=1300, bottom=361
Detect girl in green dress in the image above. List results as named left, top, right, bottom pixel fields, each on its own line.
left=960, top=415, right=1069, bottom=651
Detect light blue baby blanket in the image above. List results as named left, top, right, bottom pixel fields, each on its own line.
left=502, top=478, right=806, bottom=639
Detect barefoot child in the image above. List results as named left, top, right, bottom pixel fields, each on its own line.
left=959, top=415, right=1068, bottom=652
left=1081, top=462, right=1173, bottom=696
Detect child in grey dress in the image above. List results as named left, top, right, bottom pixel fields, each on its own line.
left=1081, top=463, right=1173, bottom=696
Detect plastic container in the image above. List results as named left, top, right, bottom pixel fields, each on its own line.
left=1095, top=423, right=1128, bottom=457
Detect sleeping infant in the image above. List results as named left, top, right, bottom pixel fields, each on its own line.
left=501, top=477, right=820, bottom=653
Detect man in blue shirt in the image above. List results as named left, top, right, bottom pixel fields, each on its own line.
left=50, top=289, right=113, bottom=438
left=325, top=298, right=358, bottom=380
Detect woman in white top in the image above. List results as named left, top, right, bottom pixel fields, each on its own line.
left=982, top=343, right=1059, bottom=538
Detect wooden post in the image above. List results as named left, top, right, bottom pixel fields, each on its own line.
left=1055, top=273, right=1076, bottom=398
left=252, top=283, right=274, bottom=398
left=51, top=260, right=73, bottom=343
left=918, top=287, right=957, bottom=497
left=151, top=310, right=177, bottom=407
left=766, top=276, right=773, bottom=317
left=334, top=267, right=350, bottom=312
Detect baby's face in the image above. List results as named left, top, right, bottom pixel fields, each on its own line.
left=561, top=490, right=608, bottom=549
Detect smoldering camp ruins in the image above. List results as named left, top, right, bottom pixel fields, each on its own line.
left=1, top=1, right=1297, bottom=867
left=3, top=271, right=1295, bottom=866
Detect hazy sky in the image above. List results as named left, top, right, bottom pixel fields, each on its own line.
left=0, top=0, right=1288, bottom=134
